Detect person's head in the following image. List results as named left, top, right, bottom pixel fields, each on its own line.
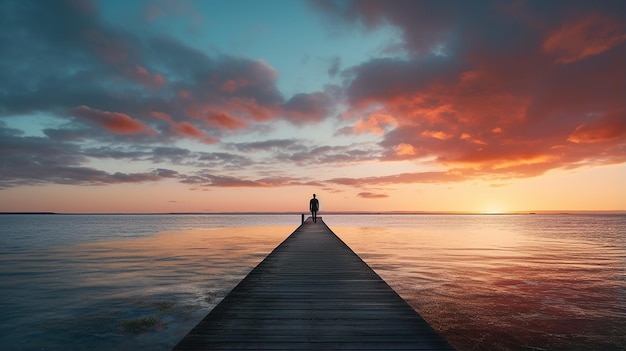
left=313, top=194, right=316, bottom=198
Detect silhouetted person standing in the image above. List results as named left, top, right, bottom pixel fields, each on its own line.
left=309, top=194, right=319, bottom=223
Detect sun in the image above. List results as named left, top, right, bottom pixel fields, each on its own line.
left=484, top=210, right=504, bottom=214
left=482, top=205, right=504, bottom=214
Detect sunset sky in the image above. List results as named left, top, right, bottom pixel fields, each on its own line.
left=1, top=0, right=625, bottom=213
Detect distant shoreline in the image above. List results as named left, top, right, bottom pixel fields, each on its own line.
left=1, top=211, right=625, bottom=215
left=0, top=212, right=57, bottom=215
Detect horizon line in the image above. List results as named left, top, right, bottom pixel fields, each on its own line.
left=1, top=210, right=625, bottom=215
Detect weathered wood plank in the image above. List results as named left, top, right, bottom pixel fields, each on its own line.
left=173, top=217, right=454, bottom=350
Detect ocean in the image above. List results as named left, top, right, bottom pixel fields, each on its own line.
left=0, top=214, right=624, bottom=350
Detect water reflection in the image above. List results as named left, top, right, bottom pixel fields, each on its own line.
left=0, top=226, right=292, bottom=351
left=335, top=224, right=626, bottom=350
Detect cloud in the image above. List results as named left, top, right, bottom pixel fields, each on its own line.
left=126, top=65, right=167, bottom=88
left=180, top=171, right=316, bottom=188
left=327, top=170, right=468, bottom=187
left=225, top=139, right=382, bottom=167
left=228, top=139, right=304, bottom=153
left=150, top=111, right=218, bottom=143
left=358, top=192, right=389, bottom=199
left=567, top=110, right=626, bottom=144
left=327, top=56, right=341, bottom=77
left=320, top=0, right=626, bottom=181
left=351, top=113, right=397, bottom=135
left=196, top=152, right=254, bottom=170
left=151, top=147, right=192, bottom=163
left=206, top=112, right=248, bottom=130
left=282, top=92, right=335, bottom=125
left=70, top=106, right=156, bottom=135
left=1, top=0, right=624, bottom=195
left=0, top=1, right=332, bottom=142
left=543, top=13, right=626, bottom=64
left=0, top=122, right=175, bottom=188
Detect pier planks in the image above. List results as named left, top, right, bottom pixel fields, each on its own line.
left=173, top=217, right=454, bottom=350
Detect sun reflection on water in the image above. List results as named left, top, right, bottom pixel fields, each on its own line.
left=333, top=221, right=626, bottom=351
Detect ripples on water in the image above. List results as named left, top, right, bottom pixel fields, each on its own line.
left=0, top=214, right=624, bottom=350
left=0, top=215, right=297, bottom=350
left=328, top=214, right=626, bottom=350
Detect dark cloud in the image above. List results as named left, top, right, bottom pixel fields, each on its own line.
left=151, top=147, right=192, bottom=163
left=344, top=56, right=463, bottom=103
left=288, top=144, right=381, bottom=165
left=0, top=0, right=343, bottom=191
left=180, top=171, right=312, bottom=188
left=0, top=122, right=173, bottom=188
left=2, top=117, right=342, bottom=189
left=0, top=0, right=331, bottom=144
left=320, top=0, right=626, bottom=181
left=226, top=138, right=382, bottom=167
left=327, top=56, right=341, bottom=77
left=195, top=152, right=254, bottom=170
left=283, top=92, right=335, bottom=124
left=2, top=0, right=623, bottom=194
left=228, top=139, right=304, bottom=153
left=83, top=146, right=148, bottom=160
left=327, top=170, right=468, bottom=187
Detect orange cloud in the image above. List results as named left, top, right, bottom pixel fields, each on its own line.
left=543, top=14, right=626, bottom=64
left=395, top=143, right=416, bottom=156
left=186, top=99, right=274, bottom=124
left=567, top=110, right=626, bottom=144
left=421, top=130, right=453, bottom=140
left=71, top=105, right=155, bottom=135
left=173, top=121, right=218, bottom=144
left=341, top=13, right=625, bottom=182
left=150, top=111, right=218, bottom=144
left=460, top=133, right=487, bottom=145
left=353, top=113, right=397, bottom=135
left=207, top=112, right=247, bottom=130
left=328, top=171, right=468, bottom=187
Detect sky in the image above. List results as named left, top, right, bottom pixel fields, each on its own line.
left=1, top=0, right=625, bottom=214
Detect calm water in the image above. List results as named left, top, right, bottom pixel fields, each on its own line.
left=0, top=214, right=624, bottom=350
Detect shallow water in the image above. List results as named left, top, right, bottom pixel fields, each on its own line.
left=1, top=214, right=624, bottom=350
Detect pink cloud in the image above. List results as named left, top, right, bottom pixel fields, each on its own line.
left=185, top=100, right=268, bottom=126
left=206, top=112, right=247, bottom=130
left=150, top=111, right=173, bottom=122
left=150, top=111, right=218, bottom=144
left=173, top=121, right=218, bottom=144
left=125, top=65, right=166, bottom=88
left=71, top=105, right=155, bottom=135
left=543, top=14, right=626, bottom=64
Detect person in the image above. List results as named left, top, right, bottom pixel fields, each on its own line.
left=309, top=194, right=319, bottom=223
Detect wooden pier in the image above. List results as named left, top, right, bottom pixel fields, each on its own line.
left=173, top=218, right=454, bottom=350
